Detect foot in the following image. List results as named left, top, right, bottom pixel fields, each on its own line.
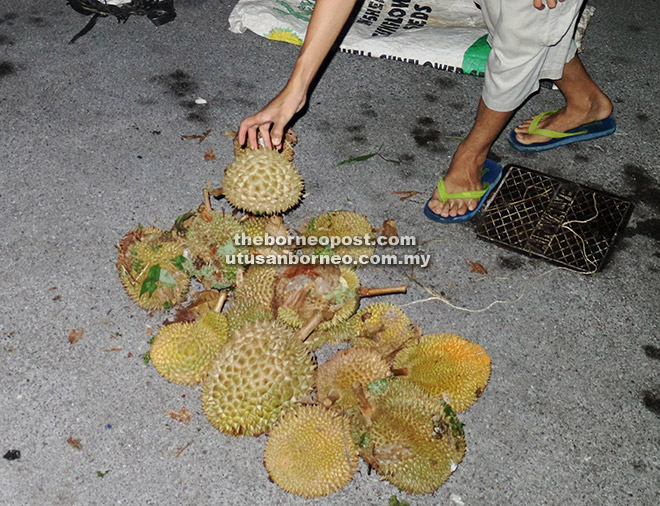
left=426, top=151, right=485, bottom=219
left=513, top=98, right=612, bottom=146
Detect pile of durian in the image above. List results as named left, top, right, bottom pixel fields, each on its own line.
left=116, top=132, right=492, bottom=498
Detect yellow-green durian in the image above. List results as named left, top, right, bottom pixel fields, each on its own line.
left=149, top=311, right=229, bottom=385
left=264, top=405, right=358, bottom=498
left=392, top=333, right=491, bottom=412
left=233, top=265, right=279, bottom=310
left=315, top=348, right=391, bottom=411
left=116, top=226, right=190, bottom=311
left=225, top=298, right=274, bottom=338
left=183, top=211, right=246, bottom=290
left=355, top=379, right=466, bottom=494
left=304, top=315, right=363, bottom=351
left=301, top=210, right=375, bottom=263
left=350, top=303, right=416, bottom=360
left=222, top=146, right=303, bottom=215
left=201, top=321, right=315, bottom=436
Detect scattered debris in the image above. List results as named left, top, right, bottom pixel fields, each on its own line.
left=204, top=147, right=216, bottom=161
left=175, top=440, right=194, bottom=458
left=181, top=129, right=211, bottom=143
left=3, top=450, right=20, bottom=461
left=337, top=145, right=401, bottom=167
left=450, top=492, right=466, bottom=505
left=388, top=495, right=410, bottom=506
left=67, top=437, right=83, bottom=451
left=467, top=260, right=488, bottom=275
left=104, top=347, right=123, bottom=353
left=391, top=190, right=421, bottom=201
left=165, top=407, right=192, bottom=424
left=381, top=218, right=399, bottom=240
left=96, top=470, right=110, bottom=478
left=68, top=328, right=84, bottom=345
left=195, top=97, right=208, bottom=105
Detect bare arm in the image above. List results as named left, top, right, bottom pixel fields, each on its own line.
left=238, top=0, right=359, bottom=149
left=533, top=0, right=565, bottom=9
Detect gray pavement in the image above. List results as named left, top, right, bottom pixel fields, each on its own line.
left=1, top=0, right=659, bottom=505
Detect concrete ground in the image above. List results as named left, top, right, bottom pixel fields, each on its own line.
left=1, top=0, right=658, bottom=504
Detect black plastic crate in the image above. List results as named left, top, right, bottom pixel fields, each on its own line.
left=476, top=164, right=633, bottom=272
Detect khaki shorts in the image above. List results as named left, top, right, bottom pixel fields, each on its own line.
left=479, top=0, right=584, bottom=111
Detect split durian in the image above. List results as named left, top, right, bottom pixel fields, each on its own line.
left=274, top=265, right=360, bottom=332
left=149, top=308, right=229, bottom=385
left=223, top=136, right=303, bottom=215
left=201, top=321, right=316, bottom=436
left=304, top=315, right=363, bottom=351
left=350, top=303, right=417, bottom=360
left=315, top=348, right=391, bottom=411
left=116, top=225, right=189, bottom=310
left=264, top=405, right=358, bottom=498
left=301, top=210, right=375, bottom=264
left=241, top=214, right=293, bottom=256
left=354, top=379, right=466, bottom=494
left=392, top=333, right=491, bottom=412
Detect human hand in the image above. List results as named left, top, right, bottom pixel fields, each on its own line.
left=533, top=0, right=564, bottom=9
left=238, top=86, right=307, bottom=150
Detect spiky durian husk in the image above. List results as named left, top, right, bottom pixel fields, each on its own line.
left=201, top=321, right=316, bottom=436
left=354, top=379, right=466, bottom=494
left=149, top=312, right=229, bottom=385
left=116, top=226, right=190, bottom=310
left=316, top=348, right=391, bottom=411
left=264, top=405, right=358, bottom=498
left=349, top=303, right=416, bottom=360
left=232, top=128, right=297, bottom=162
left=183, top=211, right=246, bottom=290
left=225, top=298, right=274, bottom=338
left=242, top=214, right=293, bottom=256
left=222, top=147, right=303, bottom=215
left=233, top=265, right=279, bottom=310
left=301, top=210, right=375, bottom=265
left=304, top=315, right=363, bottom=351
left=276, top=266, right=360, bottom=331
left=392, top=333, right=491, bottom=413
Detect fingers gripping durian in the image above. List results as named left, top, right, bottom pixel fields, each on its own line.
left=392, top=333, right=491, bottom=413
left=264, top=405, right=359, bottom=498
left=116, top=225, right=190, bottom=311
left=201, top=321, right=316, bottom=436
left=149, top=293, right=229, bottom=385
left=223, top=132, right=303, bottom=215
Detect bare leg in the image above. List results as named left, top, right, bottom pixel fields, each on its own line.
left=513, top=55, right=612, bottom=145
left=427, top=99, right=513, bottom=218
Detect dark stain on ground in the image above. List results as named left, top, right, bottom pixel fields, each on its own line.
left=497, top=255, right=524, bottom=270
left=623, top=164, right=660, bottom=214
left=433, top=76, right=456, bottom=89
left=411, top=117, right=450, bottom=152
left=0, top=13, right=19, bottom=25
left=449, top=102, right=464, bottom=111
left=654, top=252, right=660, bottom=259
left=636, top=113, right=649, bottom=122
left=643, top=345, right=660, bottom=361
left=179, top=100, right=209, bottom=124
left=642, top=390, right=660, bottom=417
left=631, top=460, right=647, bottom=472
left=627, top=25, right=643, bottom=33
left=360, top=106, right=378, bottom=118
left=136, top=97, right=158, bottom=106
left=28, top=16, right=47, bottom=27
left=574, top=153, right=590, bottom=163
left=625, top=218, right=660, bottom=243
left=417, top=117, right=435, bottom=127
left=0, top=61, right=15, bottom=77
left=398, top=153, right=415, bottom=163
left=424, top=93, right=438, bottom=103
left=153, top=70, right=199, bottom=98
left=0, top=34, right=13, bottom=45
left=346, top=124, right=366, bottom=143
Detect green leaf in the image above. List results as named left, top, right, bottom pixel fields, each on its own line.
left=171, top=255, right=186, bottom=271
left=367, top=377, right=390, bottom=395
left=216, top=240, right=237, bottom=257
left=142, top=351, right=151, bottom=366
left=96, top=470, right=110, bottom=478
left=337, top=151, right=379, bottom=167
left=158, top=268, right=176, bottom=287
left=388, top=495, right=409, bottom=506
left=174, top=211, right=195, bottom=233
left=358, top=432, right=369, bottom=449
left=140, top=265, right=161, bottom=296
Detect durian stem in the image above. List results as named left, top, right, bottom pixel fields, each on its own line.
left=295, top=312, right=324, bottom=342
left=213, top=292, right=228, bottom=313
left=351, top=381, right=373, bottom=426
left=358, top=285, right=407, bottom=298
left=391, top=367, right=409, bottom=377
left=202, top=188, right=212, bottom=215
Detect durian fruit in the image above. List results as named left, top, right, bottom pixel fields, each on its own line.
left=241, top=214, right=293, bottom=257
left=181, top=205, right=247, bottom=290
left=354, top=379, right=466, bottom=495
left=149, top=293, right=229, bottom=385
left=274, top=265, right=360, bottom=332
left=225, top=298, right=274, bottom=338
left=392, top=333, right=491, bottom=413
left=315, top=348, right=392, bottom=411
left=201, top=320, right=316, bottom=436
left=300, top=210, right=375, bottom=264
left=222, top=135, right=303, bottom=214
left=116, top=225, right=190, bottom=310
left=264, top=405, right=359, bottom=498
left=232, top=265, right=279, bottom=310
left=349, top=303, right=417, bottom=361
left=304, top=315, right=363, bottom=351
